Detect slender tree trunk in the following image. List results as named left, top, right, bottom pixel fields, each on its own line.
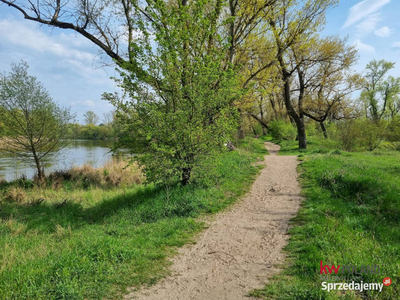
left=262, top=125, right=267, bottom=136
left=270, top=95, right=279, bottom=121
left=33, top=153, right=44, bottom=182
left=320, top=122, right=328, bottom=139
left=30, top=140, right=44, bottom=183
left=181, top=167, right=191, bottom=186
left=258, top=101, right=267, bottom=135
left=249, top=113, right=269, bottom=133
left=238, top=127, right=246, bottom=139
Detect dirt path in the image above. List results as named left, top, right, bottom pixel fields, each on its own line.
left=125, top=142, right=302, bottom=300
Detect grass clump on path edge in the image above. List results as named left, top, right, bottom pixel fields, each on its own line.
left=0, top=137, right=265, bottom=300
left=252, top=151, right=400, bottom=300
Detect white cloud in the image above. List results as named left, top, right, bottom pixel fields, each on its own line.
left=354, top=39, right=376, bottom=54
left=342, top=0, right=390, bottom=29
left=392, top=42, right=400, bottom=49
left=374, top=26, right=393, bottom=37
left=0, top=19, right=95, bottom=62
left=355, top=13, right=381, bottom=35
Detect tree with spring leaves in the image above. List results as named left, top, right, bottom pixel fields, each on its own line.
left=266, top=0, right=338, bottom=149
left=83, top=110, right=99, bottom=125
left=0, top=62, right=75, bottom=182
left=103, top=0, right=242, bottom=185
left=290, top=36, right=361, bottom=139
left=360, top=59, right=400, bottom=121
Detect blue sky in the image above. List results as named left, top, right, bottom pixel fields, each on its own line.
left=323, top=0, right=400, bottom=76
left=1, top=0, right=400, bottom=123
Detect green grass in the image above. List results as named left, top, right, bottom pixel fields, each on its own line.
left=269, top=136, right=341, bottom=156
left=252, top=150, right=400, bottom=300
left=0, top=137, right=266, bottom=300
left=237, top=136, right=270, bottom=159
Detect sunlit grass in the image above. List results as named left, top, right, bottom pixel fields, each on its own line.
left=0, top=137, right=266, bottom=300
left=252, top=151, right=400, bottom=300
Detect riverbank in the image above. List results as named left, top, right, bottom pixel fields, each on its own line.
left=0, top=137, right=267, bottom=299
left=0, top=139, right=128, bottom=182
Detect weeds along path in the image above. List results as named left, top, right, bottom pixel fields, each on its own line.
left=125, top=142, right=302, bottom=300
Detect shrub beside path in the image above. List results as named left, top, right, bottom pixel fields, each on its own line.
left=125, top=142, right=302, bottom=300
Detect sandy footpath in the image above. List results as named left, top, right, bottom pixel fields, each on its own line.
left=125, top=142, right=302, bottom=300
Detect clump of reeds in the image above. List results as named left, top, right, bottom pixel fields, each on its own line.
left=4, top=187, right=27, bottom=202
left=48, top=159, right=144, bottom=188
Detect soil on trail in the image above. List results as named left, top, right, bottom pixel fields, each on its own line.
left=125, top=142, right=302, bottom=300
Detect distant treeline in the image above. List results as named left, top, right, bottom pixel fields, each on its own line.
left=0, top=113, right=125, bottom=141
left=0, top=122, right=122, bottom=141
left=67, top=123, right=123, bottom=140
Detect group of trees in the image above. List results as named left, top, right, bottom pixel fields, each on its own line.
left=69, top=111, right=124, bottom=140
left=1, top=0, right=400, bottom=185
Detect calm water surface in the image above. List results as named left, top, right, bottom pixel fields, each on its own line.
left=0, top=140, right=130, bottom=181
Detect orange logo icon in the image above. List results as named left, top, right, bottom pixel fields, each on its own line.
left=383, top=277, right=392, bottom=287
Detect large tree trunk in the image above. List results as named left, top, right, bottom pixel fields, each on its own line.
left=281, top=72, right=307, bottom=149
left=320, top=122, right=328, bottom=139
left=297, top=118, right=307, bottom=149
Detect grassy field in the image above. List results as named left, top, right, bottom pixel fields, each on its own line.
left=0, top=137, right=267, bottom=300
left=252, top=147, right=400, bottom=299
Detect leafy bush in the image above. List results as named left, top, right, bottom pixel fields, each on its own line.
left=336, top=119, right=385, bottom=151
left=336, top=120, right=360, bottom=151
left=358, top=119, right=386, bottom=151
left=269, top=120, right=297, bottom=141
left=386, top=117, right=400, bottom=142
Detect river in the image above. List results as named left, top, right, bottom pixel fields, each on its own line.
left=0, top=140, right=130, bottom=182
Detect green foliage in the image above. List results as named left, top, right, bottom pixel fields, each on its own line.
left=336, top=119, right=385, bottom=151
left=105, top=1, right=241, bottom=185
left=254, top=151, right=400, bottom=300
left=386, top=117, right=400, bottom=142
left=83, top=111, right=99, bottom=125
left=269, top=120, right=297, bottom=141
left=0, top=139, right=264, bottom=299
left=0, top=62, right=75, bottom=180
left=360, top=59, right=400, bottom=120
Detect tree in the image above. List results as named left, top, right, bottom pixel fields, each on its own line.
left=266, top=0, right=338, bottom=148
left=83, top=110, right=99, bottom=125
left=0, top=62, right=75, bottom=181
left=292, top=36, right=361, bottom=138
left=104, top=0, right=241, bottom=185
left=360, top=60, right=400, bottom=121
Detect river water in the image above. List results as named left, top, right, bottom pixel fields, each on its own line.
left=0, top=140, right=130, bottom=182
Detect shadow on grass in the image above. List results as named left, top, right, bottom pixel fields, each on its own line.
left=0, top=183, right=210, bottom=234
